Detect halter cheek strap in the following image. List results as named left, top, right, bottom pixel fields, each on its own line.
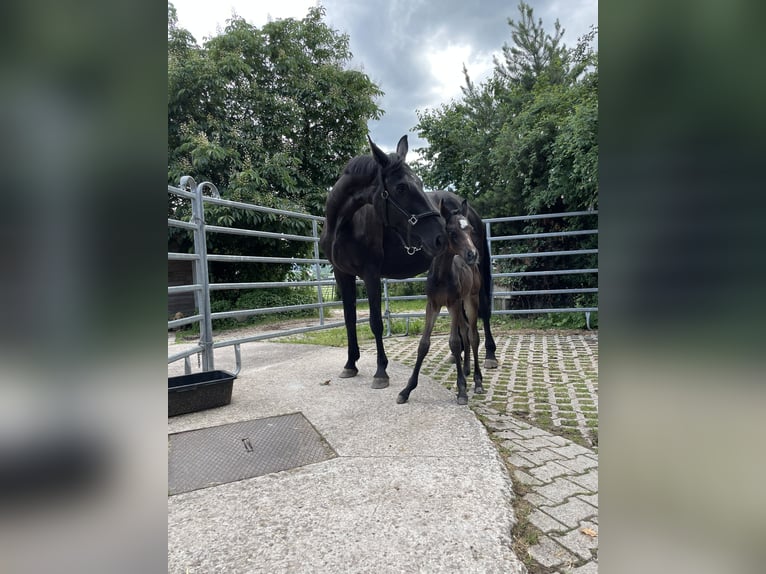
left=379, top=189, right=440, bottom=255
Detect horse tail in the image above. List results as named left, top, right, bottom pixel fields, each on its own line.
left=478, top=221, right=493, bottom=318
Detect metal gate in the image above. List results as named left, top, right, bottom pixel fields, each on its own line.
left=168, top=177, right=598, bottom=372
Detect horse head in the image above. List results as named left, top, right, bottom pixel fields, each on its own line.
left=369, top=135, right=446, bottom=257
left=440, top=197, right=479, bottom=266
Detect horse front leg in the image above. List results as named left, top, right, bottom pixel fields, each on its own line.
left=364, top=276, right=389, bottom=388
left=448, top=304, right=469, bottom=405
left=335, top=271, right=360, bottom=378
left=465, top=296, right=484, bottom=395
left=397, top=301, right=440, bottom=404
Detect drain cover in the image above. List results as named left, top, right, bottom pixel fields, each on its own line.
left=168, top=412, right=336, bottom=495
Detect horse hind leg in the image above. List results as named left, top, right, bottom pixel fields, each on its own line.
left=449, top=305, right=469, bottom=405
left=469, top=320, right=484, bottom=395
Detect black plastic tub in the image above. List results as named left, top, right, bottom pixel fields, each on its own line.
left=168, top=370, right=236, bottom=417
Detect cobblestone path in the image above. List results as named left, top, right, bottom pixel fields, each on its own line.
left=369, top=330, right=599, bottom=573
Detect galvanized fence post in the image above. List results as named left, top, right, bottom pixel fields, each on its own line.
left=485, top=220, right=495, bottom=314
left=312, top=220, right=325, bottom=325
left=188, top=178, right=216, bottom=371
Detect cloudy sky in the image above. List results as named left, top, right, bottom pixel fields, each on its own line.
left=170, top=0, right=597, bottom=154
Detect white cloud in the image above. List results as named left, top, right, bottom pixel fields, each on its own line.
left=171, top=0, right=318, bottom=43
left=424, top=43, right=495, bottom=104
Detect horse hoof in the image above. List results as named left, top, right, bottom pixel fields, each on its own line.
left=396, top=394, right=408, bottom=404
left=371, top=378, right=389, bottom=389
left=474, top=386, right=485, bottom=394
left=456, top=395, right=468, bottom=405
left=339, top=368, right=358, bottom=378
left=483, top=359, right=499, bottom=369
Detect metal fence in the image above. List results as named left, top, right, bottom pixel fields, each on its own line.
left=168, top=178, right=598, bottom=373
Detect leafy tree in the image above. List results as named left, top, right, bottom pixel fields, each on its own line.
left=414, top=2, right=598, bottom=312
left=168, top=3, right=383, bottom=310
left=168, top=3, right=383, bottom=215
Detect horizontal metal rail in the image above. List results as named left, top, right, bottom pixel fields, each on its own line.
left=167, top=186, right=197, bottom=200
left=494, top=268, right=598, bottom=278
left=204, top=224, right=316, bottom=243
left=212, top=319, right=369, bottom=349
left=483, top=210, right=597, bottom=223
left=494, top=307, right=598, bottom=315
left=168, top=218, right=197, bottom=230
left=492, top=249, right=598, bottom=260
left=494, top=288, right=598, bottom=297
left=167, top=345, right=204, bottom=363
left=168, top=252, right=200, bottom=261
left=210, top=279, right=336, bottom=291
left=167, top=314, right=203, bottom=329
left=168, top=284, right=202, bottom=294
left=206, top=254, right=328, bottom=265
left=202, top=195, right=324, bottom=222
left=489, top=229, right=598, bottom=242
left=211, top=301, right=341, bottom=321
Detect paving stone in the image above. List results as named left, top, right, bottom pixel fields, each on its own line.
left=516, top=436, right=562, bottom=451
left=569, top=469, right=598, bottom=492
left=552, top=521, right=598, bottom=561
left=578, top=493, right=598, bottom=507
left=535, top=477, right=591, bottom=505
left=528, top=461, right=573, bottom=483
left=527, top=535, right=577, bottom=568
left=557, top=454, right=599, bottom=474
left=506, top=452, right=533, bottom=468
left=550, top=444, right=594, bottom=459
left=569, top=561, right=598, bottom=574
left=517, top=447, right=562, bottom=466
left=524, top=493, right=554, bottom=507
left=528, top=509, right=569, bottom=533
left=516, top=426, right=550, bottom=438
left=541, top=499, right=598, bottom=529
left=494, top=429, right=523, bottom=440
left=545, top=434, right=571, bottom=446
left=514, top=469, right=543, bottom=486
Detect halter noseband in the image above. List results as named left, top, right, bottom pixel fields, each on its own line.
left=380, top=188, right=440, bottom=255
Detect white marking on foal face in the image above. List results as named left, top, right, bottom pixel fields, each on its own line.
left=459, top=217, right=469, bottom=229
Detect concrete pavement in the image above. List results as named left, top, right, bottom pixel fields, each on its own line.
left=168, top=342, right=527, bottom=573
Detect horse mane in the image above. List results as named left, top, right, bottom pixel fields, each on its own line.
left=343, top=152, right=405, bottom=180
left=343, top=155, right=380, bottom=179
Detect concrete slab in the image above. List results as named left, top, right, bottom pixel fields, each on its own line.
left=168, top=342, right=525, bottom=573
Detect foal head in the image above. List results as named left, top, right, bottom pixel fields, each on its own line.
left=440, top=198, right=479, bottom=266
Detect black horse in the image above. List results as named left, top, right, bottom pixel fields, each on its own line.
left=319, top=135, right=498, bottom=389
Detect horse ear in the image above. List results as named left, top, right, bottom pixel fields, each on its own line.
left=395, top=135, right=408, bottom=159
left=460, top=198, right=469, bottom=216
left=368, top=135, right=389, bottom=168
left=439, top=198, right=451, bottom=220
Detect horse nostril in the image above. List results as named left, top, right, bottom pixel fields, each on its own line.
left=435, top=234, right=444, bottom=250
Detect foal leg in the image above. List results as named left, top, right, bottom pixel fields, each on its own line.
left=465, top=296, right=484, bottom=395
left=448, top=304, right=469, bottom=405
left=335, top=271, right=360, bottom=378
left=398, top=302, right=441, bottom=404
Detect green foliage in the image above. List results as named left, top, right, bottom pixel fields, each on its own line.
left=209, top=287, right=318, bottom=330
left=414, top=2, right=598, bottom=219
left=168, top=3, right=383, bottom=216
left=414, top=2, right=598, bottom=314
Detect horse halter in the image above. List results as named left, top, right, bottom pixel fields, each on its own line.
left=380, top=188, right=440, bottom=255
